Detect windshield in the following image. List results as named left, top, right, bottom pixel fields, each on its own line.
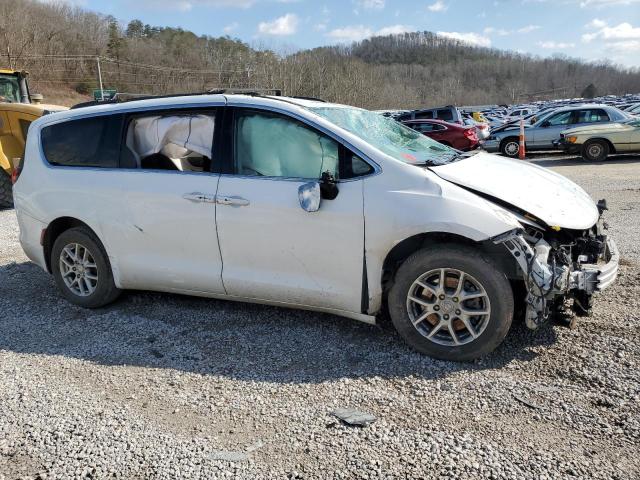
left=310, top=106, right=457, bottom=166
left=623, top=118, right=640, bottom=127
left=0, top=74, right=21, bottom=103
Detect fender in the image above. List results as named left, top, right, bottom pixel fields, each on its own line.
left=362, top=165, right=520, bottom=314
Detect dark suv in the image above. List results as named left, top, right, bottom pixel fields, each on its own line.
left=396, top=106, right=463, bottom=125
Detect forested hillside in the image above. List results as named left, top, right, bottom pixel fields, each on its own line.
left=2, top=0, right=639, bottom=108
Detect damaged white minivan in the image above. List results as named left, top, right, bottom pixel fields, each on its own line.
left=13, top=94, right=619, bottom=361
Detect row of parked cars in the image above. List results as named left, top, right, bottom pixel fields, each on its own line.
left=382, top=94, right=640, bottom=161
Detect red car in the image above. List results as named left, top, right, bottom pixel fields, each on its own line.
left=402, top=119, right=479, bottom=151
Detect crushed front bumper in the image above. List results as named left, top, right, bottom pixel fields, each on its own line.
left=573, top=237, right=619, bottom=293
left=555, top=138, right=582, bottom=155
left=494, top=230, right=619, bottom=329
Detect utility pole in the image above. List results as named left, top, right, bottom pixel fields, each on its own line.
left=96, top=57, right=104, bottom=101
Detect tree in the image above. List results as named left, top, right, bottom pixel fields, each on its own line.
left=106, top=16, right=124, bottom=59
left=582, top=83, right=598, bottom=98
left=125, top=20, right=144, bottom=39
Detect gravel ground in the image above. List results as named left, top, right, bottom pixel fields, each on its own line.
left=1, top=153, right=639, bottom=479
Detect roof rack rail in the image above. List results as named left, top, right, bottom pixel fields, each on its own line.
left=207, top=88, right=283, bottom=96
left=290, top=96, right=326, bottom=103
left=70, top=88, right=285, bottom=109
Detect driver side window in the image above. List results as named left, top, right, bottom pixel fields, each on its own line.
left=234, top=110, right=339, bottom=179
left=547, top=111, right=574, bottom=126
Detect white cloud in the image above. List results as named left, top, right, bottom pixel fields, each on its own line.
left=436, top=31, right=491, bottom=47
left=326, top=24, right=414, bottom=42
left=537, top=40, right=576, bottom=49
left=223, top=22, right=239, bottom=33
left=518, top=24, right=541, bottom=33
left=484, top=27, right=510, bottom=36
left=138, top=0, right=255, bottom=10
left=483, top=25, right=540, bottom=36
left=428, top=0, right=448, bottom=12
left=579, top=0, right=640, bottom=6
left=607, top=40, right=640, bottom=50
left=326, top=25, right=373, bottom=42
left=582, top=21, right=640, bottom=43
left=376, top=24, right=414, bottom=36
left=355, top=0, right=385, bottom=9
left=258, top=13, right=299, bottom=35
left=585, top=18, right=607, bottom=29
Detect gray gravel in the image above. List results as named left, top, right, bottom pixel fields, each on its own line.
left=1, top=153, right=639, bottom=479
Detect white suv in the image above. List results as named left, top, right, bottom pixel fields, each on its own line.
left=13, top=94, right=619, bottom=361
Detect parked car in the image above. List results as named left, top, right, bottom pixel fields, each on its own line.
left=396, top=106, right=464, bottom=125
left=504, top=107, right=535, bottom=121
left=484, top=104, right=630, bottom=157
left=626, top=104, right=640, bottom=115
left=462, top=117, right=490, bottom=140
left=13, top=94, right=618, bottom=361
left=559, top=117, right=640, bottom=161
left=403, top=118, right=480, bottom=150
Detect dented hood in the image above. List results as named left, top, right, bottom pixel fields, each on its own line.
left=430, top=152, right=599, bottom=230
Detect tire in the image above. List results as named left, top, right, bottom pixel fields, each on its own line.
left=500, top=137, right=520, bottom=158
left=0, top=170, right=13, bottom=209
left=51, top=227, right=121, bottom=308
left=581, top=139, right=609, bottom=162
left=388, top=245, right=514, bottom=361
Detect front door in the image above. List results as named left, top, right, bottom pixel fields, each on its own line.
left=215, top=108, right=366, bottom=313
left=529, top=110, right=576, bottom=148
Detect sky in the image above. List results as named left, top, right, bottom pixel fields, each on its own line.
left=70, top=0, right=640, bottom=67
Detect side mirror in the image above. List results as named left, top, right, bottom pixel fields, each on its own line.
left=540, top=120, right=550, bottom=128
left=320, top=171, right=339, bottom=200
left=298, top=181, right=321, bottom=212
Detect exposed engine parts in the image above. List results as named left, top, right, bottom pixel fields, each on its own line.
left=493, top=207, right=618, bottom=330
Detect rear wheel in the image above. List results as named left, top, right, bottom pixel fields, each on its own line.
left=582, top=139, right=609, bottom=162
left=0, top=170, right=13, bottom=209
left=500, top=137, right=520, bottom=158
left=51, top=227, right=121, bottom=308
left=388, top=245, right=514, bottom=361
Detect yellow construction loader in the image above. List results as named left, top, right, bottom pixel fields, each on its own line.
left=0, top=69, right=67, bottom=208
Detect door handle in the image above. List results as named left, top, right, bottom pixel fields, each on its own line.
left=182, top=192, right=206, bottom=202
left=216, top=195, right=250, bottom=207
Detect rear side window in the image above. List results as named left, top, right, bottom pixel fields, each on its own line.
left=578, top=109, right=610, bottom=123
left=415, top=111, right=434, bottom=120
left=436, top=109, right=454, bottom=122
left=41, top=115, right=122, bottom=168
left=410, top=123, right=435, bottom=133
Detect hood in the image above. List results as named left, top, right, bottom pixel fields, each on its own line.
left=562, top=122, right=630, bottom=136
left=430, top=152, right=599, bottom=230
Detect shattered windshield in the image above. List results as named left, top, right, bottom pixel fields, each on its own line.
left=310, top=106, right=457, bottom=166
left=0, top=74, right=21, bottom=103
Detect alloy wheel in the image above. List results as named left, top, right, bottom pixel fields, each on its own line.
left=406, top=268, right=491, bottom=347
left=59, top=242, right=99, bottom=297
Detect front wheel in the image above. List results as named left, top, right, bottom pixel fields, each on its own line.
left=500, top=137, right=521, bottom=158
left=388, top=245, right=514, bottom=361
left=582, top=139, right=609, bottom=162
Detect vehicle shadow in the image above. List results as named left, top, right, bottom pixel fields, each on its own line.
left=528, top=153, right=640, bottom=168
left=0, top=261, right=558, bottom=384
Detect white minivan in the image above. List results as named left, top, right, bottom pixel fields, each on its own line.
left=13, top=94, right=619, bottom=361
